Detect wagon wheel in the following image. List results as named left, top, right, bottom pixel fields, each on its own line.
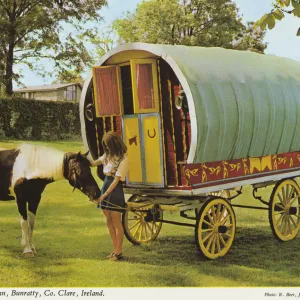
left=195, top=197, right=236, bottom=259
left=122, top=195, right=163, bottom=245
left=195, top=190, right=231, bottom=218
left=269, top=179, right=300, bottom=241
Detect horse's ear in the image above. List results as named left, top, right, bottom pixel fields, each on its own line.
left=84, top=151, right=89, bottom=157
left=76, top=151, right=82, bottom=161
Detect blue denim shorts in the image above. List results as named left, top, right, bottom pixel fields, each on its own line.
left=98, top=176, right=126, bottom=213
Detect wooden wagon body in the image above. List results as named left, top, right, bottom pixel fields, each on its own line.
left=80, top=43, right=300, bottom=259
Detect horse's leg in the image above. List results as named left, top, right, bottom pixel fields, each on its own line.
left=17, top=197, right=34, bottom=256
left=14, top=179, right=34, bottom=256
left=27, top=194, right=41, bottom=255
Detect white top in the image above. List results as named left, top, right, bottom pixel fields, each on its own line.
left=92, top=153, right=128, bottom=181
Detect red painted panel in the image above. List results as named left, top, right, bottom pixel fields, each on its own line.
left=136, top=64, right=155, bottom=109
left=94, top=67, right=120, bottom=115
left=184, top=152, right=300, bottom=187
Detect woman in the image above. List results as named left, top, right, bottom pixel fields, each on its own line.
left=91, top=131, right=128, bottom=261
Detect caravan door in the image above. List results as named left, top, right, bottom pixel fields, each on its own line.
left=123, top=113, right=164, bottom=187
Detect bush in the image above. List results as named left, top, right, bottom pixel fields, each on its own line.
left=0, top=97, right=81, bottom=140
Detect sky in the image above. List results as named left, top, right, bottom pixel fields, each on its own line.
left=15, top=0, right=300, bottom=88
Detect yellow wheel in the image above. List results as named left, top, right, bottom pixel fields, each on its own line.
left=195, top=197, right=236, bottom=259
left=122, top=197, right=163, bottom=245
left=269, top=179, right=300, bottom=241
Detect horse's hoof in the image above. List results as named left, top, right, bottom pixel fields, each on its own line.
left=23, top=251, right=34, bottom=257
left=31, top=248, right=37, bottom=255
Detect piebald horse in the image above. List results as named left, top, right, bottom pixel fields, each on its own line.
left=0, top=144, right=100, bottom=256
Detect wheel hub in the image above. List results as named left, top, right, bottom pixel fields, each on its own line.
left=289, top=207, right=297, bottom=215
left=218, top=225, right=227, bottom=234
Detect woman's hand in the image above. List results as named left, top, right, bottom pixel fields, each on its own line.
left=91, top=194, right=106, bottom=204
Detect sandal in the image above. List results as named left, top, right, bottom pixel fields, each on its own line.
left=106, top=252, right=115, bottom=259
left=109, top=253, right=123, bottom=261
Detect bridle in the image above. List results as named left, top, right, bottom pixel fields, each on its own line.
left=63, top=155, right=95, bottom=201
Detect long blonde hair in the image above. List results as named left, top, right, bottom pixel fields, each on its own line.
left=102, top=131, right=127, bottom=159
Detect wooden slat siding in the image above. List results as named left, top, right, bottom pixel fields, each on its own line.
left=173, top=85, right=184, bottom=162
left=96, top=117, right=105, bottom=180
left=172, top=84, right=187, bottom=185
left=181, top=110, right=188, bottom=161
left=159, top=62, right=177, bottom=186
left=186, top=112, right=191, bottom=154
left=110, top=117, right=114, bottom=133
left=167, top=80, right=178, bottom=186
left=114, top=116, right=122, bottom=136
left=157, top=60, right=167, bottom=187
left=96, top=118, right=104, bottom=151
left=105, top=117, right=112, bottom=133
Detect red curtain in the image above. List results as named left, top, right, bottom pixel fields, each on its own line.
left=94, top=67, right=120, bottom=115
left=136, top=64, right=154, bottom=109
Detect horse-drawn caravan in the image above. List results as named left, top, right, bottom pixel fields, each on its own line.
left=80, top=42, right=300, bottom=259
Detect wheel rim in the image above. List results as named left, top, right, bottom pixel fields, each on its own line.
left=269, top=179, right=300, bottom=241
left=196, top=198, right=236, bottom=259
left=123, top=204, right=163, bottom=244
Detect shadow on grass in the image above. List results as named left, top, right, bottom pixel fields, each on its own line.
left=124, top=226, right=300, bottom=279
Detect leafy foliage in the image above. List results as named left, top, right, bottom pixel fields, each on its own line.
left=257, top=0, right=300, bottom=35
left=0, top=0, right=107, bottom=95
left=0, top=98, right=81, bottom=140
left=113, top=0, right=267, bottom=53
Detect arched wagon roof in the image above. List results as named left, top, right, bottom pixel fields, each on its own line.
left=80, top=43, right=300, bottom=164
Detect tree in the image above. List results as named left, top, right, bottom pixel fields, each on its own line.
left=113, top=0, right=267, bottom=53
left=0, top=0, right=107, bottom=95
left=256, top=0, right=300, bottom=35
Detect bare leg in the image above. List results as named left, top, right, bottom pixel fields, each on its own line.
left=102, top=209, right=117, bottom=253
left=111, top=211, right=124, bottom=255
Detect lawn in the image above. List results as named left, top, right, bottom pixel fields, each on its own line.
left=0, top=140, right=300, bottom=287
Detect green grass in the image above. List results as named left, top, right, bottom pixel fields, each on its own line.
left=0, top=140, right=300, bottom=287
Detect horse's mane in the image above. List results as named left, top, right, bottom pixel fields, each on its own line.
left=11, top=144, right=65, bottom=186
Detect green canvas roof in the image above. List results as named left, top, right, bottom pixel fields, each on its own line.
left=81, top=43, right=300, bottom=164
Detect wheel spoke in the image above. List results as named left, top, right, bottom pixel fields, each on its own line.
left=202, top=230, right=214, bottom=243
left=275, top=211, right=284, bottom=226
left=216, top=234, right=221, bottom=253
left=133, top=223, right=142, bottom=238
left=274, top=210, right=285, bottom=216
left=216, top=204, right=222, bottom=222
left=219, top=234, right=227, bottom=248
left=289, top=215, right=298, bottom=228
left=207, top=211, right=214, bottom=225
left=211, top=235, right=216, bottom=255
left=287, top=216, right=293, bottom=235
left=286, top=185, right=290, bottom=204
left=129, top=219, right=140, bottom=231
left=288, top=187, right=295, bottom=202
left=206, top=233, right=215, bottom=252
left=203, top=219, right=213, bottom=227
left=278, top=191, right=284, bottom=205
left=211, top=207, right=217, bottom=223
left=138, top=223, right=143, bottom=241
left=280, top=188, right=286, bottom=205
left=200, top=228, right=214, bottom=233
left=220, top=212, right=230, bottom=225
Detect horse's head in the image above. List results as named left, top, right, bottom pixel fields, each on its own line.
left=64, top=151, right=101, bottom=201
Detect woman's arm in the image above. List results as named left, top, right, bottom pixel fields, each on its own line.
left=89, top=154, right=105, bottom=167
